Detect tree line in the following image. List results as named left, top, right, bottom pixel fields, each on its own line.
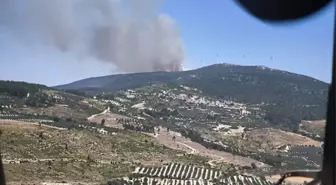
left=117, top=118, right=156, bottom=133
left=0, top=80, right=48, bottom=98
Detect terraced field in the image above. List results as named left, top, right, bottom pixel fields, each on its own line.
left=108, top=175, right=273, bottom=185
left=133, top=163, right=222, bottom=180
left=109, top=163, right=274, bottom=185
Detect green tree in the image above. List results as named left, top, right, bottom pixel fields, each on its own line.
left=251, top=162, right=257, bottom=169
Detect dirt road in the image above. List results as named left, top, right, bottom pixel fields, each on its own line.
left=87, top=107, right=110, bottom=120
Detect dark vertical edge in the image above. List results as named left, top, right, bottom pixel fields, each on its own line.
left=0, top=151, right=5, bottom=185
left=321, top=1, right=336, bottom=184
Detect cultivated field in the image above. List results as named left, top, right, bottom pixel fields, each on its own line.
left=147, top=127, right=268, bottom=168
left=84, top=109, right=268, bottom=168
left=0, top=121, right=209, bottom=184
left=245, top=128, right=321, bottom=148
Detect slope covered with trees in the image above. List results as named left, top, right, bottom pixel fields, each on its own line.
left=0, top=81, right=49, bottom=98
left=55, top=64, right=328, bottom=130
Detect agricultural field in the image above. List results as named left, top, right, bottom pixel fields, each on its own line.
left=132, top=163, right=223, bottom=180
left=0, top=80, right=326, bottom=185
left=0, top=121, right=210, bottom=184
left=106, top=175, right=274, bottom=185
left=106, top=164, right=274, bottom=185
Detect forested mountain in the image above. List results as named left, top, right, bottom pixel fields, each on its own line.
left=54, top=64, right=328, bottom=104
left=0, top=81, right=49, bottom=98
left=54, top=64, right=329, bottom=130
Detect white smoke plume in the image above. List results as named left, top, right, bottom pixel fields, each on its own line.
left=0, top=0, right=185, bottom=72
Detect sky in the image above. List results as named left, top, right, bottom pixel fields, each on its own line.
left=0, top=0, right=334, bottom=86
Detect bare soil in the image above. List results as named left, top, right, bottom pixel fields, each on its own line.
left=268, top=175, right=314, bottom=184
left=87, top=112, right=130, bottom=129
left=86, top=109, right=268, bottom=168
left=246, top=128, right=321, bottom=148
left=148, top=126, right=269, bottom=168
left=300, top=120, right=325, bottom=136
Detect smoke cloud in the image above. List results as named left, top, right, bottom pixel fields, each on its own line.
left=0, top=0, right=185, bottom=72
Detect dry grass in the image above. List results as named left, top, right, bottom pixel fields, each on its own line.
left=87, top=113, right=130, bottom=129
left=245, top=128, right=321, bottom=148
left=14, top=106, right=94, bottom=120
left=0, top=122, right=209, bottom=183
left=149, top=127, right=267, bottom=168
left=300, top=120, right=325, bottom=136
left=214, top=127, right=322, bottom=156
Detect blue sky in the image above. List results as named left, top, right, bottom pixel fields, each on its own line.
left=163, top=1, right=334, bottom=82
left=0, top=0, right=334, bottom=86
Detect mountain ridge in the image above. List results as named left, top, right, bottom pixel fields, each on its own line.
left=53, top=63, right=329, bottom=90
left=51, top=63, right=329, bottom=131
left=53, top=63, right=328, bottom=104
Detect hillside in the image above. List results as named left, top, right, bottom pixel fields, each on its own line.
left=88, top=84, right=324, bottom=170
left=2, top=119, right=320, bottom=185
left=0, top=121, right=211, bottom=184
left=0, top=80, right=104, bottom=120
left=299, top=120, right=325, bottom=140
left=0, top=77, right=325, bottom=185
left=54, top=64, right=328, bottom=104
left=54, top=64, right=328, bottom=130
